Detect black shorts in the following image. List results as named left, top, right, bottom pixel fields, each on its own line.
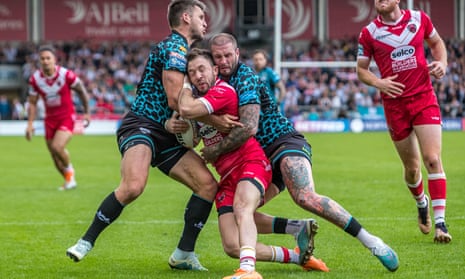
left=263, top=132, right=312, bottom=192
left=116, top=111, right=189, bottom=175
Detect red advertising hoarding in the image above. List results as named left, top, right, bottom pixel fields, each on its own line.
left=41, top=0, right=316, bottom=42
left=42, top=0, right=234, bottom=42
left=43, top=0, right=167, bottom=41
left=270, top=0, right=315, bottom=41
left=327, top=0, right=455, bottom=39
left=0, top=1, right=28, bottom=41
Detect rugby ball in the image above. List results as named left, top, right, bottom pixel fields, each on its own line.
left=175, top=118, right=200, bottom=148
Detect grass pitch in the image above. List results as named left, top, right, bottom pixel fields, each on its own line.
left=1, top=131, right=464, bottom=278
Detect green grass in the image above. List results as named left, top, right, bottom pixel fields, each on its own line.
left=1, top=132, right=464, bottom=278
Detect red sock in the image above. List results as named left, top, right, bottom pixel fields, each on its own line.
left=407, top=177, right=425, bottom=205
left=428, top=173, right=447, bottom=224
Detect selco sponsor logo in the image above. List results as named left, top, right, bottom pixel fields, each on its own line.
left=390, top=46, right=415, bottom=61
left=199, top=125, right=217, bottom=139
left=200, top=124, right=222, bottom=145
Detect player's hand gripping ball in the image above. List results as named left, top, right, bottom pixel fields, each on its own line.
left=175, top=118, right=200, bottom=148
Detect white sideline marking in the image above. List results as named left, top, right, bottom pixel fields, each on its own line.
left=0, top=216, right=464, bottom=226
left=0, top=220, right=206, bottom=226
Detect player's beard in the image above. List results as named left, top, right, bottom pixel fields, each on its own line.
left=375, top=0, right=397, bottom=16
left=190, top=27, right=204, bottom=42
left=41, top=64, right=54, bottom=76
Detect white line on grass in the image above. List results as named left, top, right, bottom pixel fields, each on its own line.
left=1, top=216, right=464, bottom=226
left=0, top=220, right=204, bottom=226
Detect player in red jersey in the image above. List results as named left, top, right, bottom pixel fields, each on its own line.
left=356, top=0, right=451, bottom=243
left=179, top=48, right=327, bottom=279
left=26, top=45, right=90, bottom=191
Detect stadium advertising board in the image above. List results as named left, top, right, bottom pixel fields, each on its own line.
left=270, top=0, right=315, bottom=41
left=442, top=118, right=463, bottom=131
left=0, top=1, right=28, bottom=41
left=294, top=119, right=349, bottom=133
left=42, top=0, right=234, bottom=42
left=0, top=118, right=462, bottom=136
left=327, top=0, right=455, bottom=39
left=0, top=120, right=119, bottom=136
left=294, top=118, right=463, bottom=133
left=43, top=0, right=168, bottom=41
left=41, top=0, right=314, bottom=42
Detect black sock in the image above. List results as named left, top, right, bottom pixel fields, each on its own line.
left=344, top=217, right=362, bottom=237
left=82, top=192, right=124, bottom=246
left=177, top=194, right=213, bottom=252
left=273, top=217, right=288, bottom=234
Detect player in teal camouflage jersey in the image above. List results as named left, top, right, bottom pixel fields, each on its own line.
left=252, top=49, right=286, bottom=107
left=66, top=1, right=217, bottom=271
left=203, top=33, right=399, bottom=272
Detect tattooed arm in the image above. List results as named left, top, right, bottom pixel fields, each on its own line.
left=201, top=103, right=260, bottom=163
left=196, top=114, right=243, bottom=133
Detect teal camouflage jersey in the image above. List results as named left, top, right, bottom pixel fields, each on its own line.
left=131, top=31, right=188, bottom=124
left=222, top=62, right=296, bottom=149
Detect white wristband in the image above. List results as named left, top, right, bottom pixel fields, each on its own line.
left=183, top=82, right=192, bottom=89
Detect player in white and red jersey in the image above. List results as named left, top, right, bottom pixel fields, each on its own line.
left=356, top=0, right=451, bottom=243
left=179, top=48, right=327, bottom=279
left=26, top=45, right=90, bottom=191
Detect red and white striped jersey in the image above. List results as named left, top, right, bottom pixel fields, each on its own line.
left=357, top=10, right=435, bottom=99
left=29, top=66, right=79, bottom=119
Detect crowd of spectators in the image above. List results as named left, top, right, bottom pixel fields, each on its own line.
left=0, top=40, right=148, bottom=120
left=254, top=37, right=465, bottom=122
left=0, top=37, right=464, bottom=122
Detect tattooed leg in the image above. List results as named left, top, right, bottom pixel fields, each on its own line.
left=280, top=156, right=351, bottom=229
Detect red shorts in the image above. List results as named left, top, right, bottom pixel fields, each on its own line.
left=215, top=159, right=272, bottom=211
left=383, top=90, right=441, bottom=141
left=44, top=115, right=75, bottom=140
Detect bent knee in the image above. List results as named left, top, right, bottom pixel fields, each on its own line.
left=201, top=178, right=218, bottom=193
left=290, top=190, right=318, bottom=204
left=194, top=178, right=218, bottom=201
left=223, top=244, right=240, bottom=258
left=49, top=143, right=65, bottom=154
left=291, top=191, right=323, bottom=212
left=404, top=165, right=421, bottom=178
left=117, top=181, right=146, bottom=203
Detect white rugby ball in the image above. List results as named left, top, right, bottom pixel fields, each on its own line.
left=175, top=118, right=200, bottom=148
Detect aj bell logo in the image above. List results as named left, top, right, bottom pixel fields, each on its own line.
left=64, top=1, right=149, bottom=25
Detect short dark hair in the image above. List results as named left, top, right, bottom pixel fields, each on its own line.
left=186, top=48, right=214, bottom=66
left=167, top=0, right=206, bottom=28
left=253, top=49, right=269, bottom=60
left=38, top=44, right=56, bottom=55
